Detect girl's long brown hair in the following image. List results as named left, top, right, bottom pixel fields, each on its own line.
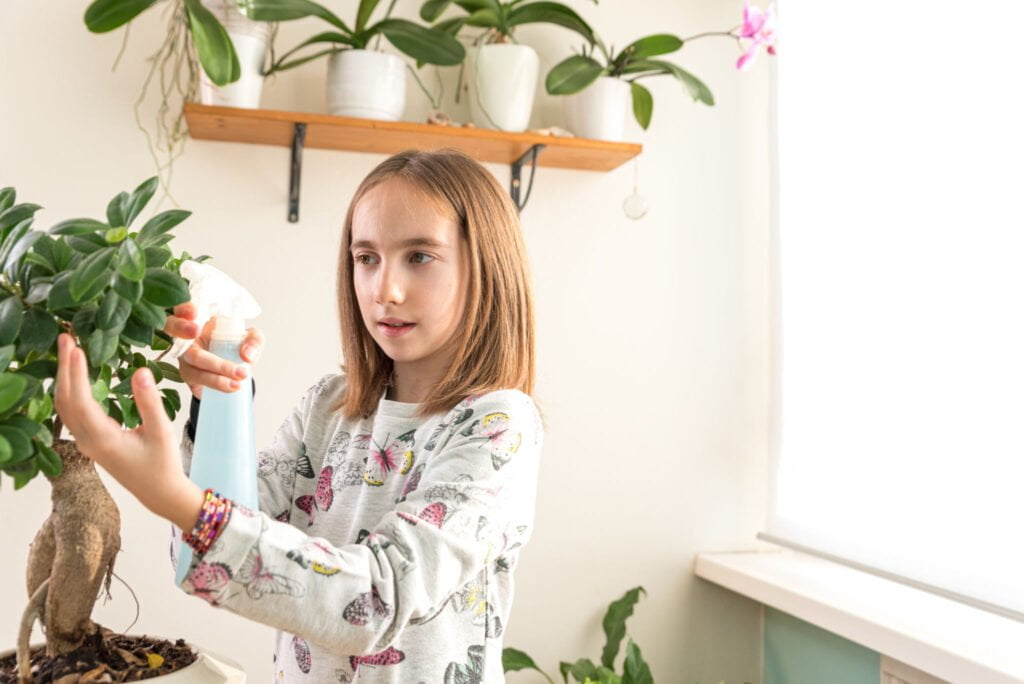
left=332, top=148, right=537, bottom=420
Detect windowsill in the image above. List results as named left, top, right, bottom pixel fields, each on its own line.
left=694, top=547, right=1024, bottom=684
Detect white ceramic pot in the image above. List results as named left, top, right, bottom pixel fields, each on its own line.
left=563, top=75, right=631, bottom=141
left=197, top=0, right=271, bottom=108
left=467, top=43, right=538, bottom=132
left=0, top=640, right=246, bottom=682
left=326, top=49, right=406, bottom=120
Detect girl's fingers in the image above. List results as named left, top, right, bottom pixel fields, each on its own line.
left=132, top=367, right=172, bottom=438
left=181, top=366, right=246, bottom=394
left=173, top=302, right=196, bottom=319
left=183, top=345, right=249, bottom=381
left=163, top=315, right=200, bottom=339
left=241, top=328, right=265, bottom=364
left=55, top=334, right=72, bottom=425
left=62, top=336, right=115, bottom=450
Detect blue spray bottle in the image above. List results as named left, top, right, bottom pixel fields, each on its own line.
left=169, top=260, right=261, bottom=585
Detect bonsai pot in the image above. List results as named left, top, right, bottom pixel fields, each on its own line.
left=0, top=637, right=246, bottom=682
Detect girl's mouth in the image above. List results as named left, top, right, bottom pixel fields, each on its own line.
left=379, top=322, right=415, bottom=338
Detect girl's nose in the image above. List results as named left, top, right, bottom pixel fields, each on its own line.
left=375, top=264, right=405, bottom=304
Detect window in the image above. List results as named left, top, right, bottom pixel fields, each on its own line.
left=765, top=0, right=1024, bottom=617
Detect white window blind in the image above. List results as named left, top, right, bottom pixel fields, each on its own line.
left=766, top=1, right=1024, bottom=618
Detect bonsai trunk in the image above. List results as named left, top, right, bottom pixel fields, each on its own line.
left=18, top=436, right=121, bottom=679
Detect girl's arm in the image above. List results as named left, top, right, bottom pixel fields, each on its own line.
left=171, top=376, right=314, bottom=570
left=177, top=390, right=543, bottom=656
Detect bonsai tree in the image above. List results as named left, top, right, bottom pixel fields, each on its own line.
left=0, top=177, right=204, bottom=680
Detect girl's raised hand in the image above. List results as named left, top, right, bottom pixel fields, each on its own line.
left=54, top=333, right=203, bottom=529
left=163, top=302, right=264, bottom=399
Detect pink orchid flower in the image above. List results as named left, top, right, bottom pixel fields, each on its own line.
left=736, top=0, right=777, bottom=71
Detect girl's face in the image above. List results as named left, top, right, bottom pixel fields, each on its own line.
left=349, top=177, right=469, bottom=394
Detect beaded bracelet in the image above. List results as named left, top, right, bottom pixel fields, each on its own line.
left=182, top=488, right=234, bottom=557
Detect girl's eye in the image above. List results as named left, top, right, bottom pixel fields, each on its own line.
left=353, top=253, right=433, bottom=265
left=411, top=252, right=434, bottom=264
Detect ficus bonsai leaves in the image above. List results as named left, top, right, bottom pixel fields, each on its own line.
left=0, top=177, right=206, bottom=490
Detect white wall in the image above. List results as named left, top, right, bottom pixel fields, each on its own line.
left=0, top=1, right=774, bottom=681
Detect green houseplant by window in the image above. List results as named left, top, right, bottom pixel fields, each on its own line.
left=419, top=0, right=597, bottom=131
left=502, top=586, right=753, bottom=684
left=0, top=178, right=220, bottom=680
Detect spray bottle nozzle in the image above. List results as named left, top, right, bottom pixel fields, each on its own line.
left=164, top=260, right=261, bottom=362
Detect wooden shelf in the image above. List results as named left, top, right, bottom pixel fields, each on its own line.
left=184, top=102, right=642, bottom=172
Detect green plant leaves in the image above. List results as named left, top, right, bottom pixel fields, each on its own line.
left=142, top=269, right=189, bottom=307
left=113, top=274, right=143, bottom=303
left=629, top=81, right=653, bottom=130
left=84, top=0, right=160, bottom=33
left=34, top=442, right=62, bottom=478
left=622, top=58, right=714, bottom=106
left=87, top=327, right=121, bottom=365
left=124, top=176, right=159, bottom=228
left=130, top=299, right=166, bottom=330
left=372, top=19, right=465, bottom=65
left=0, top=203, right=42, bottom=236
left=355, top=0, right=380, bottom=33
left=0, top=374, right=27, bottom=414
left=420, top=0, right=453, bottom=22
left=0, top=297, right=24, bottom=346
left=48, top=218, right=108, bottom=236
left=620, top=640, right=652, bottom=684
left=67, top=233, right=109, bottom=255
left=184, top=0, right=242, bottom=86
left=503, top=649, right=554, bottom=683
left=601, top=586, right=645, bottom=669
left=117, top=238, right=146, bottom=281
left=69, top=247, right=115, bottom=302
left=546, top=54, right=604, bottom=95
left=18, top=308, right=59, bottom=357
left=106, top=191, right=129, bottom=229
left=97, top=290, right=132, bottom=331
left=620, top=34, right=682, bottom=61
left=0, top=188, right=15, bottom=215
left=506, top=2, right=595, bottom=44
left=137, top=210, right=190, bottom=248
left=235, top=0, right=352, bottom=33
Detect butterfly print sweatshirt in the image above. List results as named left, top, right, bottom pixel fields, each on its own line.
left=168, top=372, right=544, bottom=683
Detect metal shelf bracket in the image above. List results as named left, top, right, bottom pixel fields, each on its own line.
left=510, top=144, right=545, bottom=213
left=287, top=130, right=545, bottom=221
left=288, top=122, right=307, bottom=223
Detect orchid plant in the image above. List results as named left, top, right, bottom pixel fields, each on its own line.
left=545, top=0, right=777, bottom=129
left=249, top=0, right=466, bottom=75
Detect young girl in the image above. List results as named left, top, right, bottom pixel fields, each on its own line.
left=54, top=148, right=544, bottom=682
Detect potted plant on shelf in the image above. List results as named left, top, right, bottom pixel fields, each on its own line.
left=420, top=0, right=597, bottom=132
left=84, top=0, right=277, bottom=197
left=86, top=0, right=274, bottom=108
left=545, top=0, right=778, bottom=141
left=246, top=0, right=465, bottom=121
left=0, top=180, right=242, bottom=681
